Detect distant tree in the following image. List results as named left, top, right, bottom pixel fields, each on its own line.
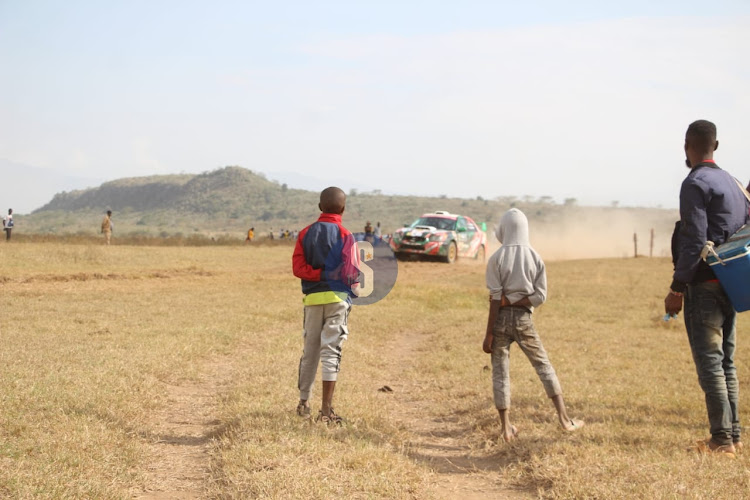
left=439, top=194, right=447, bottom=199
left=476, top=195, right=484, bottom=202
left=538, top=196, right=554, bottom=204
left=611, top=200, right=619, bottom=208
left=281, top=183, right=288, bottom=193
left=349, top=188, right=358, bottom=197
left=564, top=198, right=578, bottom=206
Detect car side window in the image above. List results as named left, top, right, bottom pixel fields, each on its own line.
left=456, top=217, right=467, bottom=232
left=465, top=219, right=477, bottom=232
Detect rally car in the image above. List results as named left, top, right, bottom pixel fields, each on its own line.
left=389, top=211, right=487, bottom=264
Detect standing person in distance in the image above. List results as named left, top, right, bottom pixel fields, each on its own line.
left=2, top=208, right=13, bottom=241
left=483, top=208, right=583, bottom=442
left=292, top=187, right=361, bottom=425
left=665, top=120, right=750, bottom=457
left=101, top=210, right=113, bottom=245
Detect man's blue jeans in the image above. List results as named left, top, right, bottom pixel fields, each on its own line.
left=684, top=281, right=740, bottom=446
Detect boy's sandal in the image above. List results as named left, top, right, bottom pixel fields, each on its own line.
left=688, top=438, right=736, bottom=458
left=316, top=408, right=344, bottom=426
left=296, top=403, right=311, bottom=418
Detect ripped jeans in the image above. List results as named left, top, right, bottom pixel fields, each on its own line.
left=684, top=281, right=740, bottom=446
left=491, top=307, right=562, bottom=410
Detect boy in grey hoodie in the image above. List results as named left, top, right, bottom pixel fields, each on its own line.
left=483, top=208, right=583, bottom=442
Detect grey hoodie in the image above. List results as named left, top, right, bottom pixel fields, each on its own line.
left=485, top=208, right=547, bottom=311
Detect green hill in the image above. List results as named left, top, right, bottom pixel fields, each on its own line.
left=17, top=166, right=678, bottom=257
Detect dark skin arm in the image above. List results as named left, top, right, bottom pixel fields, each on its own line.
left=483, top=294, right=533, bottom=353
left=483, top=298, right=502, bottom=353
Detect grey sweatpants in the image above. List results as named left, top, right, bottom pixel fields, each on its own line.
left=298, top=301, right=350, bottom=401
left=491, top=307, right=562, bottom=410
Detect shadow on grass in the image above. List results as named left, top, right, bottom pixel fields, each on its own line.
left=66, top=404, right=242, bottom=450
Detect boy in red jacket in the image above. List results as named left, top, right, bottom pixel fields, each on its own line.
left=292, top=187, right=360, bottom=425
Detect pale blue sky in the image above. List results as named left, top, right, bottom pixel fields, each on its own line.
left=1, top=1, right=749, bottom=212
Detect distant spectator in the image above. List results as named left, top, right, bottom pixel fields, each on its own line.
left=101, top=210, right=113, bottom=245
left=364, top=221, right=374, bottom=243
left=269, top=228, right=275, bottom=240
left=3, top=208, right=13, bottom=241
left=246, top=227, right=255, bottom=243
left=284, top=229, right=291, bottom=239
left=373, top=221, right=382, bottom=241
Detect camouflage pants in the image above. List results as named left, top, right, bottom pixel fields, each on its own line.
left=491, top=307, right=562, bottom=410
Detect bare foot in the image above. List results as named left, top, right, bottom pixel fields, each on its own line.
left=561, top=418, right=584, bottom=432
left=734, top=441, right=743, bottom=454
left=502, top=425, right=519, bottom=443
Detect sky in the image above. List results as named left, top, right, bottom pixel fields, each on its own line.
left=1, top=0, right=750, bottom=213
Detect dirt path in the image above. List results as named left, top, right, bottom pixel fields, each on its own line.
left=383, top=332, right=533, bottom=500
left=135, top=358, right=232, bottom=499
left=131, top=331, right=532, bottom=499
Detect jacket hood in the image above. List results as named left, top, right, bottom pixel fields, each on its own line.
left=495, top=208, right=530, bottom=246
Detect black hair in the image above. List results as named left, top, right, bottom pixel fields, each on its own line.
left=686, top=120, right=717, bottom=155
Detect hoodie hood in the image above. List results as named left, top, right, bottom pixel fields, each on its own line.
left=495, top=208, right=530, bottom=246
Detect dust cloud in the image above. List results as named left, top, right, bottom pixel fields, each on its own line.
left=485, top=208, right=678, bottom=261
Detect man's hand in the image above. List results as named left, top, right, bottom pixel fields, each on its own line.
left=483, top=332, right=493, bottom=354
left=664, top=292, right=683, bottom=316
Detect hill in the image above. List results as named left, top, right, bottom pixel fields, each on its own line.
left=18, top=166, right=678, bottom=258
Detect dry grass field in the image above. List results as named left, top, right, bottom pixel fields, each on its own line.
left=0, top=242, right=748, bottom=499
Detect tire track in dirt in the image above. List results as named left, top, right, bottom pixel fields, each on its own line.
left=135, top=358, right=232, bottom=499
left=382, top=331, right=532, bottom=500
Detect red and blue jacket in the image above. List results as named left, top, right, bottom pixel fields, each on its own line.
left=292, top=213, right=360, bottom=304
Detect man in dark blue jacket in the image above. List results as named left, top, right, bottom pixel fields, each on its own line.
left=665, top=120, right=750, bottom=457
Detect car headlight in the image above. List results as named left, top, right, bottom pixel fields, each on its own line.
left=429, top=233, right=448, bottom=242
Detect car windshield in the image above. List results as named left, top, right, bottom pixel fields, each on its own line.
left=410, top=217, right=456, bottom=231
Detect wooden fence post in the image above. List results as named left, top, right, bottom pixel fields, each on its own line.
left=650, top=228, right=654, bottom=258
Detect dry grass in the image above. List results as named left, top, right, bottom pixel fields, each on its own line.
left=0, top=242, right=747, bottom=498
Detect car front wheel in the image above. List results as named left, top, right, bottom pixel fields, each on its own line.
left=475, top=245, right=485, bottom=262
left=443, top=242, right=457, bottom=264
